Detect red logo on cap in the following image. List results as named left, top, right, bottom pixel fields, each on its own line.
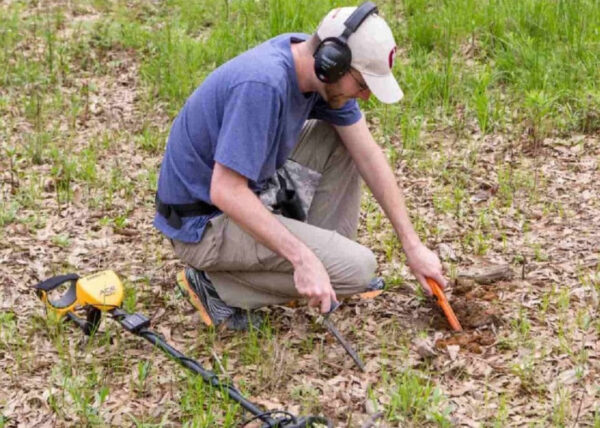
left=388, top=46, right=397, bottom=69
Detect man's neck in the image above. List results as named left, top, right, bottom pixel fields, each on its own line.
left=291, top=41, right=322, bottom=94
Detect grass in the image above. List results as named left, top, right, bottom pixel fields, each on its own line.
left=2, top=0, right=597, bottom=218
left=384, top=368, right=453, bottom=426
left=1, top=0, right=599, bottom=426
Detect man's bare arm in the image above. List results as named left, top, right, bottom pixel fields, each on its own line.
left=334, top=116, right=447, bottom=293
left=210, top=162, right=337, bottom=312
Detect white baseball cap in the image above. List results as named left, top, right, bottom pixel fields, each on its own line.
left=317, top=6, right=403, bottom=104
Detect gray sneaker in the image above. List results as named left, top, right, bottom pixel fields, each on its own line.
left=176, top=268, right=262, bottom=331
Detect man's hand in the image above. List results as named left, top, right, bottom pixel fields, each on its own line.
left=405, top=242, right=447, bottom=296
left=211, top=162, right=337, bottom=314
left=293, top=248, right=338, bottom=313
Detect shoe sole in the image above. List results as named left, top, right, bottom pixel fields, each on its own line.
left=176, top=270, right=214, bottom=327
left=357, top=289, right=384, bottom=300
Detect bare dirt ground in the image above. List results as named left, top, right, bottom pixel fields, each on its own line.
left=1, top=6, right=599, bottom=428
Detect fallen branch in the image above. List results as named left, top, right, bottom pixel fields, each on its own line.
left=458, top=263, right=513, bottom=284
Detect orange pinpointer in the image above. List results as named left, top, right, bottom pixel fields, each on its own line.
left=427, top=278, right=462, bottom=331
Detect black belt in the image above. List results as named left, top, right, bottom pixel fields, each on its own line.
left=155, top=194, right=218, bottom=229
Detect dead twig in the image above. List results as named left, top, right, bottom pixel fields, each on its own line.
left=361, top=411, right=384, bottom=428
left=572, top=390, right=585, bottom=428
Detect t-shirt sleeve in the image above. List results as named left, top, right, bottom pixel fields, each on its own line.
left=309, top=97, right=362, bottom=126
left=214, top=82, right=281, bottom=182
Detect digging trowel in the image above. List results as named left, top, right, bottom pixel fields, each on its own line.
left=322, top=301, right=366, bottom=372
left=427, top=277, right=462, bottom=331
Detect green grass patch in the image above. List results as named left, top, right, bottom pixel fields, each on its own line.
left=385, top=368, right=452, bottom=426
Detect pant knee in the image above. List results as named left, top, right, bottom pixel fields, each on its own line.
left=354, top=246, right=377, bottom=287
left=332, top=243, right=377, bottom=295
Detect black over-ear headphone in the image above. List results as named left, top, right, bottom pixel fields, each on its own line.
left=313, top=1, right=379, bottom=83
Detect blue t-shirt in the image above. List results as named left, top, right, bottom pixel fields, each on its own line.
left=154, top=33, right=362, bottom=243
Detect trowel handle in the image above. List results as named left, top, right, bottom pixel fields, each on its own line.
left=426, top=278, right=463, bottom=331
left=325, top=301, right=341, bottom=317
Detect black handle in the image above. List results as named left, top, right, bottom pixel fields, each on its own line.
left=34, top=273, right=79, bottom=291
left=66, top=308, right=102, bottom=336
left=325, top=301, right=341, bottom=317
left=274, top=416, right=333, bottom=428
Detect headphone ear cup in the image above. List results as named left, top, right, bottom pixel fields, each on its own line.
left=314, top=38, right=352, bottom=83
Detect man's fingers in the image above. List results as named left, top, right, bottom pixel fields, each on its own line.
left=432, top=273, right=447, bottom=289
left=297, top=279, right=336, bottom=313
left=424, top=267, right=447, bottom=289
left=330, top=288, right=338, bottom=305
left=416, top=274, right=433, bottom=296
left=308, top=296, right=320, bottom=307
left=320, top=294, right=331, bottom=314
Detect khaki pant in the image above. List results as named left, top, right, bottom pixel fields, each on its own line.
left=172, top=120, right=377, bottom=309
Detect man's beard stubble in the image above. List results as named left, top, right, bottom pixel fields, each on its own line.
left=324, top=82, right=349, bottom=110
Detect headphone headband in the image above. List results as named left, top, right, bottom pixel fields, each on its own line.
left=314, top=2, right=379, bottom=83
left=340, top=2, right=378, bottom=42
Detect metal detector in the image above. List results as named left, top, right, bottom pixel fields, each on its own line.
left=34, top=270, right=332, bottom=428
